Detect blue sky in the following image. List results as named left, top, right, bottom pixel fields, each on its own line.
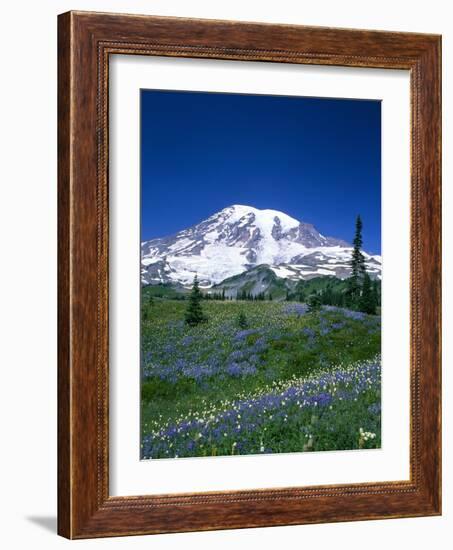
left=141, top=90, right=381, bottom=254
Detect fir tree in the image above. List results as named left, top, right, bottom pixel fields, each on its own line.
left=184, top=275, right=207, bottom=326
left=348, top=215, right=366, bottom=305
left=237, top=311, right=248, bottom=329
left=372, top=279, right=380, bottom=307
left=360, top=273, right=376, bottom=314
left=351, top=215, right=366, bottom=280
left=322, top=286, right=333, bottom=305
left=307, top=293, right=322, bottom=313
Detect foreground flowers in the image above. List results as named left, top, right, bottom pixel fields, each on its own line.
left=141, top=356, right=381, bottom=459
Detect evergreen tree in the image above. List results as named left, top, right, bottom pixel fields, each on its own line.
left=322, top=286, right=333, bottom=305
left=184, top=275, right=207, bottom=326
left=222, top=289, right=225, bottom=301
left=360, top=273, right=376, bottom=314
left=372, top=279, right=380, bottom=307
left=237, top=311, right=248, bottom=329
left=307, top=293, right=322, bottom=313
left=348, top=215, right=367, bottom=306
left=285, top=289, right=290, bottom=301
left=351, top=215, right=366, bottom=279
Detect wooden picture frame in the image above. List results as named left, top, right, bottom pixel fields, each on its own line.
left=58, top=10, right=441, bottom=539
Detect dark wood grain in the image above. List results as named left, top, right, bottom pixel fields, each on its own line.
left=57, top=10, right=442, bottom=539
left=57, top=11, right=71, bottom=538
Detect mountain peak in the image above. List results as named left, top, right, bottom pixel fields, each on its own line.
left=141, top=204, right=377, bottom=287
left=222, top=204, right=300, bottom=231
left=225, top=203, right=252, bottom=211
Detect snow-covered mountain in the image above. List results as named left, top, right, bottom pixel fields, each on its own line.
left=141, top=205, right=381, bottom=287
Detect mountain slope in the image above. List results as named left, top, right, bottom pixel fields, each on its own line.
left=210, top=268, right=355, bottom=300
left=210, top=265, right=289, bottom=299
left=141, top=205, right=381, bottom=287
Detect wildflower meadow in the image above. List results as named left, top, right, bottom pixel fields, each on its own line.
left=140, top=296, right=381, bottom=459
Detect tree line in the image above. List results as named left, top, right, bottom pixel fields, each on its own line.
left=202, top=290, right=273, bottom=301
left=292, top=216, right=380, bottom=314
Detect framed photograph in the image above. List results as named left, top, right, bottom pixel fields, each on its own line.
left=58, top=11, right=441, bottom=538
